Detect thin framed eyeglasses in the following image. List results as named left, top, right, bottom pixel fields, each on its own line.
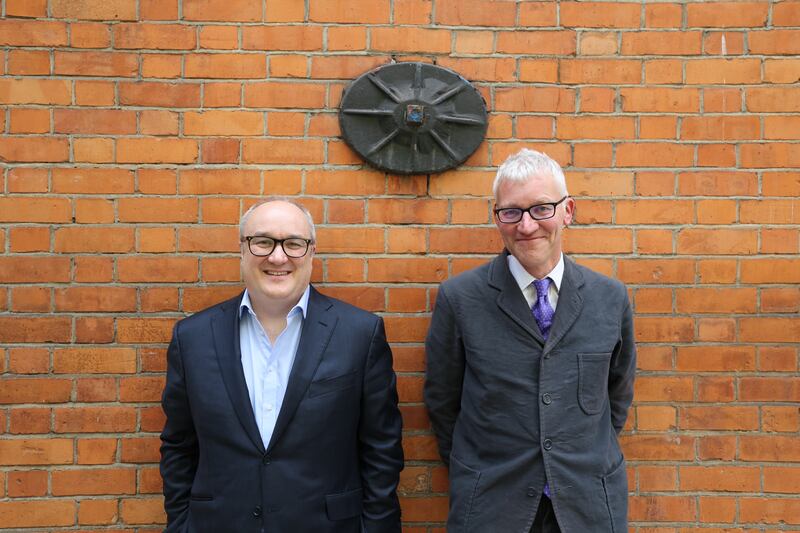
left=493, top=196, right=568, bottom=224
left=242, top=236, right=314, bottom=258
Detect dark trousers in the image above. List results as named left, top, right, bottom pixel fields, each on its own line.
left=531, top=495, right=561, bottom=533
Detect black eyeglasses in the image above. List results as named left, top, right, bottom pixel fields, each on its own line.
left=242, top=236, right=314, bottom=258
left=494, top=196, right=568, bottom=224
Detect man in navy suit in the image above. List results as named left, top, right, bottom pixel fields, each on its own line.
left=160, top=198, right=404, bottom=533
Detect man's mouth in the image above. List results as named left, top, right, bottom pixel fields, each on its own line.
left=264, top=271, right=290, bottom=276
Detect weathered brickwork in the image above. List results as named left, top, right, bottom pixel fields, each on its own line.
left=1, top=0, right=799, bottom=530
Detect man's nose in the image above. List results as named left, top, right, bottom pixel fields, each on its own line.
left=517, top=210, right=539, bottom=231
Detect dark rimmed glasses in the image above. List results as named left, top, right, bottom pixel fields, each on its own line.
left=494, top=196, right=568, bottom=224
left=242, top=236, right=314, bottom=258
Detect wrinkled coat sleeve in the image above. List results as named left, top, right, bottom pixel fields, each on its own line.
left=609, top=296, right=636, bottom=435
left=423, top=286, right=465, bottom=466
left=359, top=317, right=405, bottom=533
left=160, top=323, right=197, bottom=533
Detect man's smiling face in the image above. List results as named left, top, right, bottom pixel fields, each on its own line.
left=494, top=173, right=574, bottom=279
left=240, top=201, right=315, bottom=311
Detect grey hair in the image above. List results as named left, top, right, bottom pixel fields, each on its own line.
left=492, top=148, right=569, bottom=199
left=239, top=197, right=316, bottom=241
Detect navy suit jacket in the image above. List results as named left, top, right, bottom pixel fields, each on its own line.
left=160, top=287, right=404, bottom=533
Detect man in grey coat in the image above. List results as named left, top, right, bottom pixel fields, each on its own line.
left=424, top=149, right=636, bottom=533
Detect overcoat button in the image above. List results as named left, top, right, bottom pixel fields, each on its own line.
left=253, top=506, right=262, bottom=517
left=543, top=439, right=553, bottom=450
left=542, top=393, right=552, bottom=405
left=526, top=487, right=537, bottom=497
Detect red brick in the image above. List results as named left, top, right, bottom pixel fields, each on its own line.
left=687, top=2, right=768, bottom=27
left=53, top=348, right=136, bottom=374
left=0, top=438, right=73, bottom=466
left=496, top=31, right=576, bottom=55
left=677, top=228, right=757, bottom=255
left=617, top=143, right=694, bottom=167
left=681, top=116, right=759, bottom=140
left=55, top=407, right=137, bottom=433
left=680, top=466, right=760, bottom=492
left=245, top=85, right=326, bottom=115
left=118, top=257, right=198, bottom=282
left=6, top=0, right=47, bottom=17
left=9, top=407, right=51, bottom=434
left=70, top=22, right=111, bottom=48
left=120, top=81, right=200, bottom=107
left=620, top=435, right=695, bottom=461
left=77, top=438, right=117, bottom=465
left=78, top=499, right=119, bottom=526
left=740, top=378, right=800, bottom=402
left=309, top=0, right=389, bottom=23
left=561, top=1, right=640, bottom=27
left=113, top=23, right=195, bottom=49
left=0, top=19, right=67, bottom=46
left=51, top=0, right=136, bottom=20
left=0, top=500, right=75, bottom=528
left=76, top=378, right=118, bottom=402
left=121, top=497, right=166, bottom=525
left=184, top=0, right=258, bottom=20
left=199, top=25, right=239, bottom=50
left=54, top=109, right=136, bottom=135
left=0, top=79, right=71, bottom=105
left=8, top=470, right=48, bottom=497
left=0, top=138, right=69, bottom=163
left=8, top=50, right=50, bottom=75
left=52, top=468, right=135, bottom=496
left=185, top=53, right=266, bottom=78
left=8, top=348, right=50, bottom=374
left=117, top=318, right=177, bottom=343
left=676, top=346, right=755, bottom=372
left=0, top=317, right=71, bottom=343
left=184, top=110, right=264, bottom=136
left=55, top=51, right=138, bottom=77
left=620, top=87, right=700, bottom=112
left=120, top=437, right=161, bottom=462
left=740, top=435, right=800, bottom=462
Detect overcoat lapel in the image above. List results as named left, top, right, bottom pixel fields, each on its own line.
left=266, top=287, right=337, bottom=453
left=488, top=252, right=545, bottom=345
left=211, top=293, right=266, bottom=454
left=543, top=256, right=584, bottom=354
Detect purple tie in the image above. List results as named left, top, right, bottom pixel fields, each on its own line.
left=532, top=278, right=554, bottom=340
left=532, top=278, right=554, bottom=498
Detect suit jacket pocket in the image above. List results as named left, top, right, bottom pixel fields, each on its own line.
left=601, top=459, right=628, bottom=533
left=309, top=370, right=358, bottom=398
left=325, top=487, right=363, bottom=521
left=577, top=352, right=612, bottom=415
left=448, top=455, right=481, bottom=531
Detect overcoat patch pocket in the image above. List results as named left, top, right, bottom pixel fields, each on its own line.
left=577, top=352, right=612, bottom=415
left=308, top=370, right=358, bottom=398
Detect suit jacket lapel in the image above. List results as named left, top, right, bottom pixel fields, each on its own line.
left=544, top=256, right=584, bottom=353
left=211, top=293, right=266, bottom=454
left=266, top=286, right=337, bottom=453
left=488, top=252, right=545, bottom=345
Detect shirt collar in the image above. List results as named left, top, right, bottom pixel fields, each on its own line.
left=239, top=285, right=311, bottom=320
left=507, top=253, right=565, bottom=293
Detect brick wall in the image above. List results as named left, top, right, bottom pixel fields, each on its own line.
left=1, top=0, right=799, bottom=530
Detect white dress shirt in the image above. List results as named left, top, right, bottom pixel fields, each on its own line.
left=507, top=253, right=565, bottom=311
left=239, top=286, right=309, bottom=448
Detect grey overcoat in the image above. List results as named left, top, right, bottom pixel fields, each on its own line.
left=424, top=252, right=636, bottom=533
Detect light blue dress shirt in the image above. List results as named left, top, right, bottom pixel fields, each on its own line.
left=239, top=287, right=309, bottom=449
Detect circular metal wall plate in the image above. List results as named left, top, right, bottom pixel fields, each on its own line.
left=339, top=62, right=488, bottom=175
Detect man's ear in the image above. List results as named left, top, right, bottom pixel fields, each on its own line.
left=563, top=197, right=576, bottom=227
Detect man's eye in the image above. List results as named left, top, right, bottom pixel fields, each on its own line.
left=284, top=240, right=304, bottom=250
left=252, top=238, right=273, bottom=247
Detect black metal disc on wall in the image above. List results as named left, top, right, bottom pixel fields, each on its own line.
left=339, top=62, right=488, bottom=175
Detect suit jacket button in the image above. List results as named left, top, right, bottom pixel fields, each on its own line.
left=262, top=455, right=271, bottom=465
left=543, top=439, right=553, bottom=450
left=526, top=487, right=537, bottom=497
left=542, top=393, right=552, bottom=405
left=253, top=506, right=262, bottom=517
